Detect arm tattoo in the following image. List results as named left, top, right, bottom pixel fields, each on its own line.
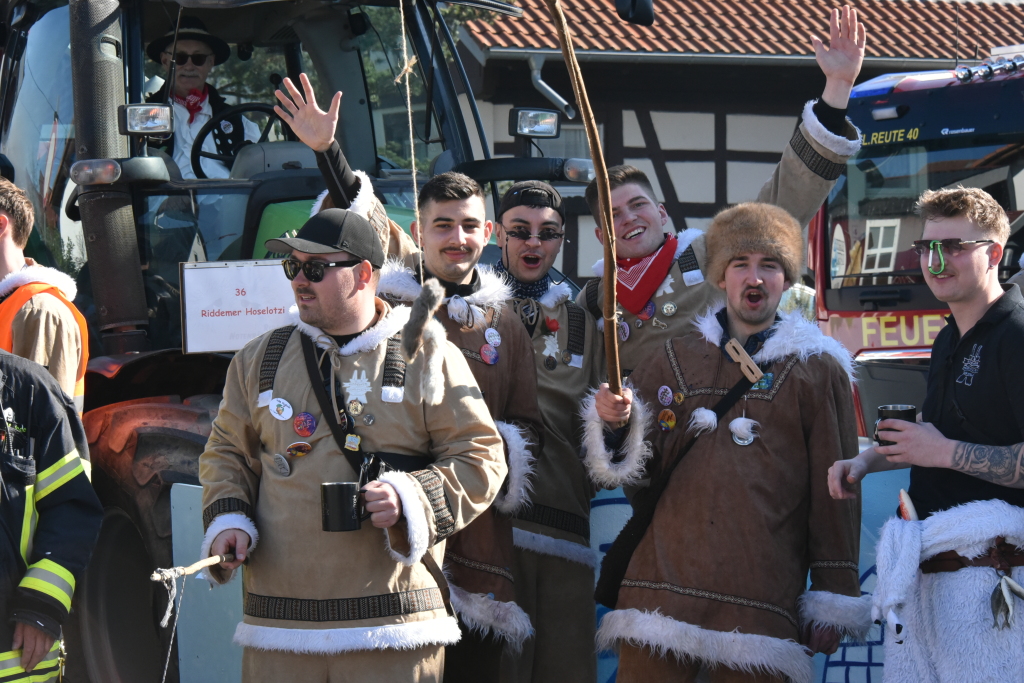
left=950, top=441, right=1024, bottom=488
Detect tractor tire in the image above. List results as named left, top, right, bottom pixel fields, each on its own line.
left=68, top=395, right=220, bottom=683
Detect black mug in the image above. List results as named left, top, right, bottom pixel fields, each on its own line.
left=874, top=404, right=917, bottom=447
left=321, top=482, right=371, bottom=532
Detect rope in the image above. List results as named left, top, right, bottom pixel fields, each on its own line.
left=397, top=0, right=425, bottom=287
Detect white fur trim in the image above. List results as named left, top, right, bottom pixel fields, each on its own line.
left=538, top=281, right=572, bottom=309
left=290, top=303, right=411, bottom=356
left=377, top=262, right=512, bottom=329
left=378, top=259, right=424, bottom=303
left=728, top=416, right=760, bottom=442
left=591, top=228, right=703, bottom=277
left=378, top=471, right=430, bottom=565
left=801, top=99, right=861, bottom=158
left=199, top=513, right=258, bottom=584
left=309, top=189, right=330, bottom=217
left=580, top=388, right=653, bottom=488
left=597, top=608, right=814, bottom=683
left=512, top=527, right=597, bottom=568
left=686, top=407, right=718, bottom=436
left=798, top=591, right=872, bottom=642
left=694, top=305, right=856, bottom=382
left=233, top=615, right=461, bottom=654
left=348, top=170, right=377, bottom=220
left=0, top=264, right=78, bottom=301
left=492, top=421, right=536, bottom=515
left=448, top=584, right=533, bottom=651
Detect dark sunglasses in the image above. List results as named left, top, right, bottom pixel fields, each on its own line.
left=282, top=258, right=363, bottom=282
left=911, top=238, right=994, bottom=257
left=504, top=228, right=564, bottom=242
left=165, top=51, right=213, bottom=67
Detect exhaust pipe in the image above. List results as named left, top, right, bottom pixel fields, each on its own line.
left=69, top=0, right=149, bottom=353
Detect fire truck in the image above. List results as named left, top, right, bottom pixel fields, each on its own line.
left=811, top=48, right=1024, bottom=435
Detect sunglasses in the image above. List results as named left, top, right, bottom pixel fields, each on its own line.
left=164, top=51, right=213, bottom=67
left=504, top=228, right=564, bottom=242
left=282, top=258, right=363, bottom=282
left=912, top=239, right=995, bottom=275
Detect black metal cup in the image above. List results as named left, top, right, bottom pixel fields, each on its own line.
left=321, top=482, right=370, bottom=532
left=874, top=404, right=917, bottom=447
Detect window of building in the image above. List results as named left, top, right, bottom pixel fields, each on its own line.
left=862, top=218, right=900, bottom=273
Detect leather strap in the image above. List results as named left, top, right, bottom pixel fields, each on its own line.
left=300, top=333, right=364, bottom=476
left=920, top=539, right=1024, bottom=575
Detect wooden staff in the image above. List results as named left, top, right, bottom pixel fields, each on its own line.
left=544, top=0, right=622, bottom=395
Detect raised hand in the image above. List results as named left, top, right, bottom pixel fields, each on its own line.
left=811, top=5, right=867, bottom=108
left=274, top=72, right=342, bottom=153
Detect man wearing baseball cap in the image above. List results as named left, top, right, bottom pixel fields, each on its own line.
left=492, top=181, right=605, bottom=682
left=145, top=16, right=260, bottom=180
left=198, top=208, right=507, bottom=682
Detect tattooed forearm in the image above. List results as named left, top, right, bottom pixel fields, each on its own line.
left=950, top=441, right=1024, bottom=488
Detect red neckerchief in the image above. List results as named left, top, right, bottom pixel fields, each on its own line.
left=615, top=233, right=677, bottom=315
left=174, top=86, right=208, bottom=124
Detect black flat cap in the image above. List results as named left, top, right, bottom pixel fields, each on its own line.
left=498, top=181, right=565, bottom=223
left=266, top=209, right=385, bottom=268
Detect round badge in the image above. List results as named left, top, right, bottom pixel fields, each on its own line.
left=480, top=343, right=499, bottom=365
left=658, top=386, right=673, bottom=406
left=220, top=120, right=234, bottom=134
left=286, top=442, right=312, bottom=458
left=658, top=409, right=677, bottom=431
left=269, top=397, right=293, bottom=421
left=293, top=412, right=316, bottom=437
left=363, top=414, right=375, bottom=426
left=618, top=321, right=630, bottom=342
left=661, top=302, right=678, bottom=317
left=545, top=356, right=557, bottom=371
left=638, top=300, right=655, bottom=321
left=347, top=400, right=364, bottom=416
left=338, top=410, right=349, bottom=431
left=634, top=318, right=643, bottom=329
left=673, top=391, right=685, bottom=405
left=272, top=453, right=291, bottom=476
left=561, top=350, right=573, bottom=365
left=732, top=432, right=755, bottom=446
left=484, top=328, right=502, bottom=347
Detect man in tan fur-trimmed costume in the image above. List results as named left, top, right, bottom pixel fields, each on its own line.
left=199, top=209, right=507, bottom=682
left=272, top=77, right=544, bottom=678
left=589, top=203, right=866, bottom=682
left=577, top=6, right=867, bottom=384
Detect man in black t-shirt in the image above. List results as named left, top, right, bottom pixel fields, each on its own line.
left=829, top=187, right=1024, bottom=683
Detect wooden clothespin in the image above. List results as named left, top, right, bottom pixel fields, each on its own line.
left=724, top=339, right=764, bottom=384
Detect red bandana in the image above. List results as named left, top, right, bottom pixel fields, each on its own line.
left=615, top=233, right=678, bottom=315
left=174, top=86, right=208, bottom=124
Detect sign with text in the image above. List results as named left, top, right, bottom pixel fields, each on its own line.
left=180, top=260, right=294, bottom=354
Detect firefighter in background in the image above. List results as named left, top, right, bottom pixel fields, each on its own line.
left=0, top=179, right=88, bottom=412
left=0, top=349, right=103, bottom=680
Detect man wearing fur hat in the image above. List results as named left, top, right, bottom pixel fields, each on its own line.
left=829, top=187, right=1024, bottom=683
left=271, top=81, right=544, bottom=677
left=485, top=180, right=605, bottom=682
left=198, top=208, right=507, bottom=682
left=590, top=202, right=863, bottom=683
left=146, top=16, right=260, bottom=180
left=577, top=6, right=866, bottom=378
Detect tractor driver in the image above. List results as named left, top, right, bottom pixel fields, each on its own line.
left=146, top=16, right=260, bottom=181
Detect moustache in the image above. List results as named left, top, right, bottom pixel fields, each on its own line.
left=743, top=286, right=768, bottom=298
left=442, top=247, right=471, bottom=254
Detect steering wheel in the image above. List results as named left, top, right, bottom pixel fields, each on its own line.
left=190, top=102, right=289, bottom=179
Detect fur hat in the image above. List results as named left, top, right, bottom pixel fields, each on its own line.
left=705, top=202, right=803, bottom=287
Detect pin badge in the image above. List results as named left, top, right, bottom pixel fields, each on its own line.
left=561, top=350, right=573, bottom=365
left=752, top=372, right=774, bottom=391
left=545, top=356, right=557, bottom=371
left=220, top=120, right=234, bottom=134
left=338, top=411, right=349, bottom=431
left=673, top=391, right=685, bottom=405
left=634, top=318, right=644, bottom=329
left=658, top=386, right=673, bottom=406
left=293, top=412, right=316, bottom=437
left=269, top=397, right=293, bottom=421
left=344, top=434, right=362, bottom=451
left=638, top=300, right=655, bottom=321
left=658, top=409, right=676, bottom=431
left=618, top=321, right=630, bottom=342
left=272, top=453, right=291, bottom=476
left=485, top=328, right=502, bottom=347
left=661, top=302, right=677, bottom=317
left=651, top=317, right=668, bottom=330
left=732, top=432, right=755, bottom=446
left=347, top=400, right=364, bottom=416
left=480, top=343, right=499, bottom=365
left=286, top=441, right=312, bottom=458
left=363, top=414, right=375, bottom=426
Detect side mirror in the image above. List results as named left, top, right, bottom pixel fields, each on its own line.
left=615, top=0, right=654, bottom=26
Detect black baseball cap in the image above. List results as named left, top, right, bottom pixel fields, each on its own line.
left=266, top=208, right=385, bottom=268
left=497, top=181, right=565, bottom=223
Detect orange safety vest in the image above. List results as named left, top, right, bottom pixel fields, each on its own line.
left=0, top=283, right=89, bottom=413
